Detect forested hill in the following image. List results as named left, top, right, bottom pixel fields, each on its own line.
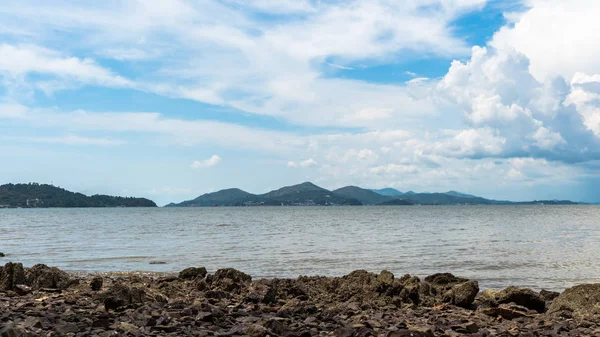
left=0, top=183, right=157, bottom=208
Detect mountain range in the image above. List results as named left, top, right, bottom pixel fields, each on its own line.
left=166, top=182, right=579, bottom=207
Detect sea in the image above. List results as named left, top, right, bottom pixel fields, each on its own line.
left=1, top=205, right=599, bottom=291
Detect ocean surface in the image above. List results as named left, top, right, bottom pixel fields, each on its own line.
left=1, top=205, right=599, bottom=291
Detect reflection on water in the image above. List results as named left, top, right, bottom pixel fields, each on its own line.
left=1, top=205, right=599, bottom=291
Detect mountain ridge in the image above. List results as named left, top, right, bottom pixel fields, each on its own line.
left=167, top=182, right=580, bottom=207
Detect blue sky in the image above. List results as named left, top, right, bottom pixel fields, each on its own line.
left=1, top=0, right=600, bottom=205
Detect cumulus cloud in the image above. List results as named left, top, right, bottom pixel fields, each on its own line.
left=191, top=155, right=222, bottom=169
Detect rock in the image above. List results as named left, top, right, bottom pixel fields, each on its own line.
left=480, top=307, right=532, bottom=320
left=101, top=283, right=146, bottom=311
left=444, top=280, right=479, bottom=308
left=25, top=264, right=73, bottom=290
left=13, top=284, right=31, bottom=295
left=451, top=322, right=479, bottom=333
left=387, top=328, right=433, bottom=337
left=149, top=261, right=167, bottom=265
left=495, top=286, right=545, bottom=313
left=179, top=267, right=207, bottom=279
left=540, top=289, right=560, bottom=302
left=0, top=262, right=26, bottom=291
left=212, top=268, right=251, bottom=292
left=424, top=273, right=465, bottom=285
left=378, top=270, right=394, bottom=284
left=0, top=253, right=5, bottom=257
left=548, top=284, right=600, bottom=318
left=245, top=282, right=277, bottom=304
left=54, top=322, right=79, bottom=334
left=475, top=289, right=499, bottom=308
left=246, top=324, right=268, bottom=337
left=0, top=325, right=19, bottom=337
left=90, top=277, right=103, bottom=291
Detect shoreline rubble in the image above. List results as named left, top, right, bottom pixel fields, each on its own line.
left=1, top=262, right=599, bottom=336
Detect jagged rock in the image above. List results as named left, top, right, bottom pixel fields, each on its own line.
left=495, top=286, right=545, bottom=313
left=547, top=284, right=600, bottom=318
left=179, top=267, right=207, bottom=280
left=540, top=289, right=560, bottom=302
left=443, top=280, right=479, bottom=308
left=475, top=289, right=499, bottom=308
left=424, top=273, right=466, bottom=285
left=0, top=262, right=25, bottom=291
left=90, top=277, right=103, bottom=291
left=378, top=270, right=394, bottom=284
left=245, top=281, right=277, bottom=304
left=25, top=264, right=73, bottom=290
left=100, top=283, right=146, bottom=311
left=212, top=268, right=252, bottom=292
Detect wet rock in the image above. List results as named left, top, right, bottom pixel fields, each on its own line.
left=0, top=253, right=4, bottom=257
left=0, top=262, right=26, bottom=291
left=547, top=284, right=600, bottom=318
left=179, top=267, right=207, bottom=280
left=495, top=286, right=545, bottom=313
left=149, top=261, right=167, bottom=265
left=443, top=280, right=479, bottom=308
left=90, top=276, right=103, bottom=291
left=25, top=264, right=73, bottom=290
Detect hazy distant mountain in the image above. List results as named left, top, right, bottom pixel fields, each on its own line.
left=444, top=190, right=477, bottom=199
left=371, top=188, right=404, bottom=197
left=168, top=188, right=259, bottom=207
left=167, top=182, right=580, bottom=207
left=335, top=186, right=393, bottom=205
left=0, top=183, right=157, bottom=208
left=168, top=182, right=361, bottom=207
left=380, top=198, right=414, bottom=206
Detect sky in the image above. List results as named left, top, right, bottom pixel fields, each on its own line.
left=1, top=0, right=600, bottom=205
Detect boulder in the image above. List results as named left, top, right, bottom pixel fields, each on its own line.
left=495, top=286, right=545, bottom=313
left=424, top=273, right=466, bottom=285
left=0, top=262, right=26, bottom=291
left=90, top=277, right=103, bottom=291
left=179, top=267, right=207, bottom=280
left=25, top=264, right=73, bottom=290
left=547, top=284, right=600, bottom=318
left=378, top=270, right=394, bottom=284
left=212, top=268, right=252, bottom=292
left=539, top=289, right=560, bottom=302
left=0, top=253, right=5, bottom=257
left=100, top=283, right=146, bottom=311
left=474, top=289, right=499, bottom=308
left=245, top=281, right=277, bottom=304
left=443, top=280, right=479, bottom=308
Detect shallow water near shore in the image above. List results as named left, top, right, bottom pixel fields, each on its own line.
left=1, top=205, right=599, bottom=291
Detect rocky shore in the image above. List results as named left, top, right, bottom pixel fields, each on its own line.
left=1, top=262, right=599, bottom=336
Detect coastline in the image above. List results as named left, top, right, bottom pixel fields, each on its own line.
left=1, top=263, right=599, bottom=336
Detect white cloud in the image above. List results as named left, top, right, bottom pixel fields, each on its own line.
left=191, top=155, right=222, bottom=169
left=490, top=0, right=600, bottom=82
left=0, top=44, right=133, bottom=90
left=1, top=134, right=123, bottom=146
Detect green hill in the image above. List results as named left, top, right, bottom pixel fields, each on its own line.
left=169, top=188, right=260, bottom=207
left=334, top=186, right=393, bottom=205
left=0, top=183, right=157, bottom=207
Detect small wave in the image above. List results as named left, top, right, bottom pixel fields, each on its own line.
left=65, top=255, right=154, bottom=263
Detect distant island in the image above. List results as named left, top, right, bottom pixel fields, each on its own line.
left=166, top=182, right=579, bottom=207
left=0, top=183, right=157, bottom=208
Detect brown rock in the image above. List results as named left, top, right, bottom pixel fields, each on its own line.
left=179, top=267, right=207, bottom=279
left=25, top=264, right=73, bottom=290
left=547, top=284, right=600, bottom=318
left=444, top=280, right=479, bottom=308
left=496, top=286, right=545, bottom=313
left=0, top=262, right=26, bottom=291
left=90, top=277, right=103, bottom=291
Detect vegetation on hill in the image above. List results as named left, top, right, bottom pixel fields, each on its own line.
left=0, top=183, right=157, bottom=208
left=333, top=186, right=393, bottom=205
